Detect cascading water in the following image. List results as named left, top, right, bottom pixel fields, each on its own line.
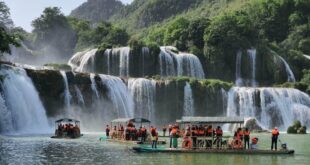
left=226, top=87, right=310, bottom=130
left=0, top=65, right=50, bottom=134
left=235, top=49, right=257, bottom=86
left=159, top=46, right=205, bottom=78
left=141, top=47, right=149, bottom=76
left=90, top=73, right=99, bottom=99
left=128, top=78, right=156, bottom=120
left=275, top=55, right=296, bottom=82
left=99, top=74, right=134, bottom=117
left=183, top=82, right=194, bottom=116
left=74, top=85, right=85, bottom=105
left=60, top=71, right=72, bottom=111
left=68, top=49, right=95, bottom=72
left=115, top=47, right=130, bottom=77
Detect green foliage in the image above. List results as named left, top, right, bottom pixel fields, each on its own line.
left=0, top=26, right=20, bottom=54
left=287, top=120, right=307, bottom=134
left=32, top=7, right=77, bottom=57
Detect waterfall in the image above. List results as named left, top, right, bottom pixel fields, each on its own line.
left=128, top=78, right=156, bottom=120
left=68, top=49, right=97, bottom=72
left=141, top=47, right=149, bottom=76
left=235, top=49, right=257, bottom=86
left=99, top=74, right=134, bottom=117
left=248, top=49, right=257, bottom=87
left=226, top=87, right=310, bottom=130
left=0, top=65, right=50, bottom=134
left=112, top=47, right=130, bottom=77
left=159, top=46, right=205, bottom=78
left=74, top=85, right=85, bottom=105
left=276, top=55, right=296, bottom=82
left=60, top=71, right=72, bottom=111
left=90, top=73, right=99, bottom=99
left=183, top=82, right=194, bottom=116
left=235, top=50, right=242, bottom=86
left=105, top=49, right=112, bottom=75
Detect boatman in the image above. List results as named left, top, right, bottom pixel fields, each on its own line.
left=244, top=128, right=250, bottom=149
left=271, top=127, right=280, bottom=150
left=162, top=125, right=167, bottom=137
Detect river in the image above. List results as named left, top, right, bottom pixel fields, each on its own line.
left=0, top=133, right=309, bottom=165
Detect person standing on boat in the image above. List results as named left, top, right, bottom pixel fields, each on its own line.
left=215, top=126, right=223, bottom=149
left=151, top=128, right=158, bottom=149
left=243, top=128, right=250, bottom=149
left=168, top=125, right=172, bottom=136
left=162, top=126, right=167, bottom=137
left=271, top=127, right=280, bottom=150
left=106, top=125, right=110, bottom=138
left=170, top=125, right=179, bottom=148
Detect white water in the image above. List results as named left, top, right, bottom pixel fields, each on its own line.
left=90, top=73, right=99, bottom=99
left=68, top=49, right=94, bottom=72
left=227, top=87, right=310, bottom=130
left=60, top=71, right=72, bottom=111
left=183, top=82, right=194, bottom=116
left=99, top=74, right=134, bottom=117
left=113, top=47, right=130, bottom=77
left=159, top=46, right=205, bottom=78
left=128, top=78, right=156, bottom=120
left=74, top=85, right=85, bottom=105
left=141, top=47, right=149, bottom=76
left=0, top=65, right=50, bottom=134
left=105, top=49, right=112, bottom=75
left=276, top=55, right=296, bottom=82
left=235, top=49, right=257, bottom=86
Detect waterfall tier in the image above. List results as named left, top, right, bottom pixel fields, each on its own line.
left=227, top=87, right=310, bottom=130
left=68, top=46, right=205, bottom=79
left=0, top=65, right=50, bottom=134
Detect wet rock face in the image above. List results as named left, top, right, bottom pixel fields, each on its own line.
left=26, top=69, right=65, bottom=117
left=244, top=117, right=264, bottom=131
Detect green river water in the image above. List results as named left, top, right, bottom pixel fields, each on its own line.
left=0, top=133, right=309, bottom=165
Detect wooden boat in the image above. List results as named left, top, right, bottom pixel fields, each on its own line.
left=51, top=118, right=82, bottom=139
left=132, top=146, right=295, bottom=155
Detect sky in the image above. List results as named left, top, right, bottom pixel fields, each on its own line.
left=2, top=0, right=133, bottom=32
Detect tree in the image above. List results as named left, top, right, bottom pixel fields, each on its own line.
left=32, top=7, right=77, bottom=58
left=164, top=17, right=190, bottom=51
left=0, top=2, right=19, bottom=54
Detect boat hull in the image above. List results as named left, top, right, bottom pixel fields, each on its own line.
left=132, top=147, right=294, bottom=155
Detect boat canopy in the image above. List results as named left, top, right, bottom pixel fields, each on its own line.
left=177, top=116, right=244, bottom=124
left=55, top=118, right=80, bottom=123
left=111, top=118, right=150, bottom=123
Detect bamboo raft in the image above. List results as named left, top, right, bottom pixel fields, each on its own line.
left=132, top=147, right=295, bottom=155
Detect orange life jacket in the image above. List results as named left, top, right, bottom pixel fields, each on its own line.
left=198, top=130, right=204, bottom=135
left=216, top=129, right=223, bottom=135
left=207, top=128, right=213, bottom=134
left=251, top=138, right=258, bottom=144
left=171, top=128, right=177, bottom=135
left=244, top=131, right=250, bottom=136
left=141, top=128, right=146, bottom=132
left=272, top=129, right=279, bottom=135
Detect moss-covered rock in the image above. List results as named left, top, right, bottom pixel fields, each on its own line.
left=43, top=63, right=72, bottom=71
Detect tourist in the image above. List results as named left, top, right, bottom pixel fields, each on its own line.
left=140, top=126, right=147, bottom=142
left=170, top=125, right=179, bottom=148
left=106, top=125, right=110, bottom=138
left=215, top=126, right=223, bottom=149
left=151, top=128, right=158, bottom=149
left=206, top=125, right=213, bottom=149
left=168, top=124, right=172, bottom=136
left=271, top=127, right=280, bottom=150
left=162, top=125, right=167, bottom=137
left=251, top=137, right=259, bottom=149
left=244, top=128, right=250, bottom=149
left=191, top=125, right=197, bottom=149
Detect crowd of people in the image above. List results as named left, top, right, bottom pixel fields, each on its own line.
left=105, top=122, right=281, bottom=151
left=55, top=123, right=81, bottom=138
left=106, top=122, right=159, bottom=148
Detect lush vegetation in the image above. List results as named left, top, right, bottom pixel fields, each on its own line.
left=287, top=120, right=307, bottom=134
left=0, top=2, right=20, bottom=54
